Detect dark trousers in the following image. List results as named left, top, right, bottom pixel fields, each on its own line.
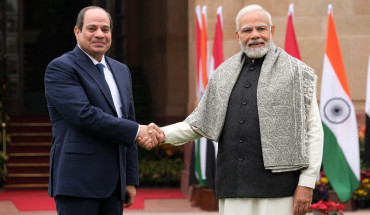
left=54, top=183, right=124, bottom=215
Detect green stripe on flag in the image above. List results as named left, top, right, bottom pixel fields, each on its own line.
left=195, top=139, right=208, bottom=187
left=322, top=123, right=359, bottom=202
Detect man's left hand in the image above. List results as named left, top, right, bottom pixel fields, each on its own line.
left=293, top=185, right=313, bottom=215
left=124, top=185, right=136, bottom=208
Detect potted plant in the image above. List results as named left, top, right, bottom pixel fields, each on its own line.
left=353, top=125, right=370, bottom=208
left=310, top=200, right=345, bottom=215
left=352, top=169, right=370, bottom=209
left=138, top=144, right=184, bottom=187
left=313, top=171, right=331, bottom=203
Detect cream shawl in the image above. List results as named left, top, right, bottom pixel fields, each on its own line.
left=184, top=46, right=317, bottom=172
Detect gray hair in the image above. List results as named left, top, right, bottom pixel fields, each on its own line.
left=76, top=6, right=113, bottom=31
left=235, top=5, right=272, bottom=30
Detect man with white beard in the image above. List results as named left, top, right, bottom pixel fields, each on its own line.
left=139, top=4, right=324, bottom=215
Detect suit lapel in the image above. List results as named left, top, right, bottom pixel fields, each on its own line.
left=72, top=46, right=116, bottom=114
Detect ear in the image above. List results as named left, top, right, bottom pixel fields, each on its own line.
left=235, top=31, right=240, bottom=41
left=74, top=26, right=80, bottom=42
left=270, top=25, right=275, bottom=37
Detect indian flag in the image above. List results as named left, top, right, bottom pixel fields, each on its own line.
left=193, top=5, right=209, bottom=187
left=320, top=4, right=360, bottom=202
left=192, top=6, right=224, bottom=188
left=196, top=5, right=209, bottom=100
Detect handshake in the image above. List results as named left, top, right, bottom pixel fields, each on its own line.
left=136, top=123, right=165, bottom=150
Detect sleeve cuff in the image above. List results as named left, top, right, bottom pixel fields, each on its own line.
left=298, top=174, right=317, bottom=189
left=134, top=123, right=140, bottom=140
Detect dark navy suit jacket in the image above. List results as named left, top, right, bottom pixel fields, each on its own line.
left=44, top=46, right=139, bottom=200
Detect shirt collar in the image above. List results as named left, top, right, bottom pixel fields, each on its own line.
left=78, top=45, right=107, bottom=68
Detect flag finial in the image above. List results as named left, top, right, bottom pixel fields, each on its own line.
left=195, top=5, right=201, bottom=14
left=202, top=6, right=207, bottom=24
left=328, top=4, right=333, bottom=15
left=217, top=6, right=223, bottom=28
left=217, top=6, right=222, bottom=14
left=195, top=5, right=202, bottom=28
left=288, top=3, right=294, bottom=16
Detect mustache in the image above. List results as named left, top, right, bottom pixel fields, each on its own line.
left=247, top=39, right=265, bottom=46
left=91, top=38, right=106, bottom=43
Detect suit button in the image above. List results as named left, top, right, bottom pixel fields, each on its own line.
left=240, top=120, right=245, bottom=124
left=239, top=139, right=243, bottom=143
left=242, top=101, right=247, bottom=105
left=245, top=84, right=251, bottom=88
left=238, top=158, right=243, bottom=162
left=248, top=67, right=254, bottom=71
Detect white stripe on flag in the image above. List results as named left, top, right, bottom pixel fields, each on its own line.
left=200, top=137, right=207, bottom=180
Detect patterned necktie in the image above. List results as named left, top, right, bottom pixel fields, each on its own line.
left=96, top=63, right=109, bottom=87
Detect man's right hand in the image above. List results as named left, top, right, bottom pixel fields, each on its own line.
left=136, top=123, right=165, bottom=150
left=148, top=123, right=165, bottom=143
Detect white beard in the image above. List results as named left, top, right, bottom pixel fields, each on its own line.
left=240, top=38, right=273, bottom=59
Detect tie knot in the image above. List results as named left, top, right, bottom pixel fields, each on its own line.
left=96, top=63, right=107, bottom=85
left=96, top=63, right=104, bottom=74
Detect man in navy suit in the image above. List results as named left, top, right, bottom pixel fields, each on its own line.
left=44, top=6, right=158, bottom=214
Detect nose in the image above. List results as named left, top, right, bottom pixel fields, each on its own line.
left=250, top=28, right=260, bottom=39
left=95, top=28, right=104, bottom=38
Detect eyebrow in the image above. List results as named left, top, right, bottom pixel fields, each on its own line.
left=241, top=24, right=268, bottom=29
left=86, top=24, right=110, bottom=28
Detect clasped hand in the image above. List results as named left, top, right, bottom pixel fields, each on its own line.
left=136, top=123, right=165, bottom=150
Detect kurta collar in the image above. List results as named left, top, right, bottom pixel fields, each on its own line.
left=241, top=52, right=266, bottom=65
